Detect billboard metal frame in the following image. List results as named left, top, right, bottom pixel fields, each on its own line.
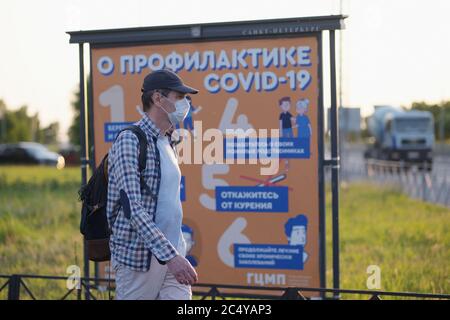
left=67, top=15, right=346, bottom=299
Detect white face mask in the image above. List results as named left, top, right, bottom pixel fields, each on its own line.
left=161, top=97, right=190, bottom=126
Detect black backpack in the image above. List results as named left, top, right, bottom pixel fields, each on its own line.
left=78, top=125, right=148, bottom=262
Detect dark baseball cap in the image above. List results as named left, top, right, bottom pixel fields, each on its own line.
left=141, top=69, right=199, bottom=94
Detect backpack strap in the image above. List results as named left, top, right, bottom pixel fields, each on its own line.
left=165, top=129, right=181, bottom=160
left=123, top=125, right=148, bottom=172
left=115, top=125, right=151, bottom=196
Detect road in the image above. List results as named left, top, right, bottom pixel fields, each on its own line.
left=324, top=142, right=450, bottom=207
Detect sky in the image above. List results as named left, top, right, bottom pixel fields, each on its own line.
left=1, top=0, right=449, bottom=142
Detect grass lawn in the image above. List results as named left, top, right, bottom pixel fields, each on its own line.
left=0, top=166, right=83, bottom=299
left=326, top=182, right=449, bottom=298
left=0, top=166, right=448, bottom=299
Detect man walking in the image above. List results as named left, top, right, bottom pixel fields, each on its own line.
left=107, top=69, right=198, bottom=300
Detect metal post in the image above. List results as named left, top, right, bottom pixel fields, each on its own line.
left=87, top=48, right=100, bottom=286
left=422, top=169, right=427, bottom=202
left=338, top=0, right=346, bottom=182
left=317, top=31, right=326, bottom=294
left=329, top=30, right=340, bottom=298
left=78, top=43, right=90, bottom=300
left=7, top=275, right=21, bottom=300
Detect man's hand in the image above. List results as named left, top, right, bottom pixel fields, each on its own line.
left=167, top=255, right=198, bottom=285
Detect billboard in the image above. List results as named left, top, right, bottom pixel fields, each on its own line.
left=91, top=35, right=323, bottom=295
left=327, top=107, right=361, bottom=134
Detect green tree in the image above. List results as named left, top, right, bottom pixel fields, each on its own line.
left=4, top=105, right=34, bottom=143
left=68, top=79, right=90, bottom=147
left=68, top=89, right=80, bottom=146
left=39, top=122, right=60, bottom=145
left=411, top=101, right=450, bottom=141
left=0, top=100, right=60, bottom=145
left=0, top=100, right=7, bottom=143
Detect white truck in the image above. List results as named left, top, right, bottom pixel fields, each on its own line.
left=364, top=106, right=434, bottom=170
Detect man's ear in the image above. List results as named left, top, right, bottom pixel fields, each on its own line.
left=152, top=91, right=162, bottom=107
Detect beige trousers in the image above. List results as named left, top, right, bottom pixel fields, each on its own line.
left=112, top=255, right=192, bottom=300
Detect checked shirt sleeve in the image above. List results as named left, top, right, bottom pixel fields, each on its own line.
left=112, top=131, right=178, bottom=263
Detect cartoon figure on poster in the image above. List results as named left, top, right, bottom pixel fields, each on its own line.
left=284, top=214, right=309, bottom=264
left=182, top=224, right=198, bottom=267
left=278, top=97, right=295, bottom=138
left=276, top=96, right=311, bottom=171
left=294, top=98, right=312, bottom=140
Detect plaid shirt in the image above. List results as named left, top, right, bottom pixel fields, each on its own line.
left=106, top=115, right=178, bottom=271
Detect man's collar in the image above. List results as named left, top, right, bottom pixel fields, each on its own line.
left=138, top=113, right=161, bottom=140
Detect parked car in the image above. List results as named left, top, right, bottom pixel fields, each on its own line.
left=0, top=142, right=65, bottom=169
left=58, top=144, right=80, bottom=166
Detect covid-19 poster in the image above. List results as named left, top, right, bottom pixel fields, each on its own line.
left=91, top=35, right=322, bottom=296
